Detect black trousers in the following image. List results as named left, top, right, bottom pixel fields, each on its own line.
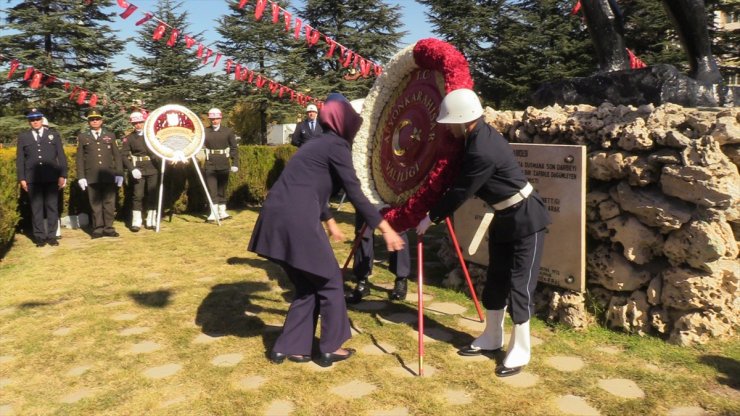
left=272, top=262, right=351, bottom=355
left=205, top=169, right=229, bottom=204
left=27, top=182, right=59, bottom=241
left=87, top=183, right=117, bottom=234
left=483, top=229, right=545, bottom=324
left=353, top=217, right=410, bottom=281
left=130, top=173, right=158, bottom=211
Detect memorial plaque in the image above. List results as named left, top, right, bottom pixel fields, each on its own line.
left=452, top=144, right=586, bottom=292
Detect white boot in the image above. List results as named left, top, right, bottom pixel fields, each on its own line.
left=496, top=320, right=531, bottom=377
left=55, top=219, right=62, bottom=238
left=131, top=210, right=142, bottom=232
left=207, top=205, right=218, bottom=222
left=218, top=204, right=230, bottom=220
left=146, top=210, right=157, bottom=229
left=458, top=308, right=506, bottom=355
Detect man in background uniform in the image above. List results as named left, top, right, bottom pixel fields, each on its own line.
left=121, top=111, right=159, bottom=232
left=15, top=109, right=68, bottom=247
left=291, top=104, right=323, bottom=147
left=76, top=109, right=124, bottom=239
left=203, top=108, right=238, bottom=221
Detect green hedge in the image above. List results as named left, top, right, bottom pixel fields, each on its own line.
left=0, top=144, right=295, bottom=256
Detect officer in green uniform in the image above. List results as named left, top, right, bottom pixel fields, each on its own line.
left=76, top=110, right=124, bottom=238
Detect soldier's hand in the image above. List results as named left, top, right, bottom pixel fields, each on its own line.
left=78, top=178, right=88, bottom=191
left=115, top=176, right=124, bottom=187
left=58, top=177, right=66, bottom=189
left=131, top=169, right=142, bottom=180
left=230, top=166, right=239, bottom=173
left=19, top=180, right=28, bottom=192
left=415, top=214, right=432, bottom=235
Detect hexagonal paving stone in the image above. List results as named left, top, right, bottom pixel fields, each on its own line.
left=426, top=302, right=467, bottom=315
left=65, top=365, right=92, bottom=377
left=498, top=371, right=540, bottom=388
left=406, top=327, right=453, bottom=343
left=143, top=363, right=182, bottom=379
left=211, top=353, right=243, bottom=367
left=378, top=312, right=416, bottom=325
left=555, top=395, right=601, bottom=415
left=59, top=388, right=94, bottom=404
left=192, top=333, right=223, bottom=344
left=264, top=399, right=294, bottom=416
left=368, top=407, right=409, bottom=416
left=360, top=342, right=397, bottom=355
left=330, top=380, right=377, bottom=399
left=388, top=364, right=438, bottom=378
left=595, top=346, right=621, bottom=355
left=667, top=406, right=708, bottom=416
left=457, top=316, right=486, bottom=332
left=119, top=327, right=151, bottom=336
left=442, top=389, right=473, bottom=405
left=597, top=378, right=644, bottom=399
left=235, top=375, right=268, bottom=390
left=130, top=341, right=162, bottom=354
left=350, top=300, right=389, bottom=312
left=111, top=312, right=138, bottom=321
left=0, top=356, right=15, bottom=364
left=52, top=327, right=73, bottom=336
left=545, top=356, right=585, bottom=372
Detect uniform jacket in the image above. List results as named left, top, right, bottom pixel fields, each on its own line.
left=16, top=127, right=68, bottom=183
left=429, top=121, right=551, bottom=243
left=204, top=125, right=238, bottom=171
left=249, top=132, right=382, bottom=278
left=76, top=127, right=123, bottom=184
left=290, top=118, right=324, bottom=147
left=121, top=131, right=159, bottom=176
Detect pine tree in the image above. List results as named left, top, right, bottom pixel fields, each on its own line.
left=129, top=0, right=218, bottom=115
left=0, top=0, right=125, bottom=142
left=298, top=0, right=406, bottom=100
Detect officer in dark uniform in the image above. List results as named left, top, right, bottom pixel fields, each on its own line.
left=76, top=109, right=124, bottom=239
left=203, top=108, right=238, bottom=221
left=290, top=104, right=323, bottom=147
left=15, top=109, right=68, bottom=247
left=416, top=89, right=551, bottom=378
left=121, top=111, right=159, bottom=232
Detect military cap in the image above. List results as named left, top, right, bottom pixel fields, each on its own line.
left=86, top=109, right=103, bottom=120
left=26, top=108, right=44, bottom=119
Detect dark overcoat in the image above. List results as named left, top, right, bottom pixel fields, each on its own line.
left=16, top=127, right=68, bottom=183
left=249, top=132, right=382, bottom=278
left=429, top=121, right=551, bottom=243
left=290, top=119, right=324, bottom=147
left=76, top=128, right=123, bottom=184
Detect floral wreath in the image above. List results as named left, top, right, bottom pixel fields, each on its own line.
left=353, top=38, right=474, bottom=231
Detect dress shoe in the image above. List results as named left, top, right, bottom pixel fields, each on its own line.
left=389, top=278, right=407, bottom=301
left=457, top=345, right=500, bottom=356
left=34, top=239, right=47, bottom=247
left=317, top=348, right=355, bottom=367
left=103, top=230, right=120, bottom=237
left=287, top=354, right=312, bottom=363
left=130, top=226, right=140, bottom=232
left=91, top=232, right=104, bottom=239
left=46, top=238, right=59, bottom=246
left=495, top=364, right=523, bottom=377
left=345, top=280, right=370, bottom=304
left=270, top=351, right=311, bottom=364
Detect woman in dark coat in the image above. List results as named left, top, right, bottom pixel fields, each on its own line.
left=248, top=95, right=405, bottom=367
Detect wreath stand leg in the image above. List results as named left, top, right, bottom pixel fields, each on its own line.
left=417, top=235, right=425, bottom=376
left=191, top=156, right=220, bottom=227
left=445, top=218, right=485, bottom=323
left=155, top=159, right=166, bottom=233
left=341, top=223, right=367, bottom=273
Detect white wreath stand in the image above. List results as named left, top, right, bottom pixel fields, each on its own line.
left=154, top=156, right=220, bottom=232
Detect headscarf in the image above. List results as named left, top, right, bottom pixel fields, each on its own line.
left=318, top=93, right=363, bottom=144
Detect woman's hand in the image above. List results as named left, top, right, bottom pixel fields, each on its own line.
left=325, top=218, right=345, bottom=242
left=377, top=220, right=405, bottom=252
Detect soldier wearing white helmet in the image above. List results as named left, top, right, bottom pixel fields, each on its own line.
left=203, top=108, right=238, bottom=221
left=121, top=111, right=159, bottom=231
left=415, top=88, right=551, bottom=378
left=290, top=103, right=323, bottom=147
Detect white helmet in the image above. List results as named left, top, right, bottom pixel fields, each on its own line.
left=41, top=117, right=49, bottom=127
left=208, top=108, right=222, bottom=119
left=349, top=99, right=365, bottom=114
left=129, top=111, right=145, bottom=123
left=306, top=104, right=318, bottom=113
left=436, top=88, right=483, bottom=124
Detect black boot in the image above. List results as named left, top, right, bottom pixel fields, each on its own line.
left=389, top=277, right=407, bottom=301
left=346, top=279, right=370, bottom=304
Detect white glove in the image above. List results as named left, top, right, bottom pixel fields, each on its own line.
left=416, top=214, right=433, bottom=235
left=78, top=178, right=88, bottom=191
left=131, top=168, right=142, bottom=179
left=115, top=176, right=124, bottom=187
left=230, top=166, right=239, bottom=173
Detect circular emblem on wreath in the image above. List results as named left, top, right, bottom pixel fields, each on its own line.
left=354, top=39, right=474, bottom=231
left=144, top=104, right=205, bottom=162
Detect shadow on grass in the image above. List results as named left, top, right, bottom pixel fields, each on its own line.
left=226, top=256, right=293, bottom=298
left=128, top=289, right=172, bottom=308
left=699, top=355, right=739, bottom=389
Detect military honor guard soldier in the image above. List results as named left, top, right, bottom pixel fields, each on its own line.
left=15, top=109, right=68, bottom=247
left=291, top=104, right=323, bottom=147
left=203, top=108, right=238, bottom=222
left=76, top=110, right=124, bottom=239
left=121, top=111, right=159, bottom=231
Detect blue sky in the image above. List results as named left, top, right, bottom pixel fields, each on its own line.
left=109, top=0, right=434, bottom=70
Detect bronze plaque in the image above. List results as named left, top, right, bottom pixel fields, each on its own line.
left=452, top=143, right=586, bottom=292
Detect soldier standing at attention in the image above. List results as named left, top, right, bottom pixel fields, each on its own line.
left=121, top=111, right=159, bottom=232
left=203, top=108, right=238, bottom=222
left=76, top=110, right=124, bottom=239
left=15, top=109, right=68, bottom=247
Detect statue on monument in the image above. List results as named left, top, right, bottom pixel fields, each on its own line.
left=580, top=0, right=722, bottom=84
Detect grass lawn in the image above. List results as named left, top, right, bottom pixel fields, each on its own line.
left=0, top=205, right=738, bottom=416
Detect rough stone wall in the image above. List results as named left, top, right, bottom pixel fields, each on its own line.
left=439, top=103, right=739, bottom=345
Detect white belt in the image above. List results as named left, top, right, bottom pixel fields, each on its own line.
left=207, top=149, right=229, bottom=155
left=131, top=155, right=150, bottom=163
left=491, top=182, right=533, bottom=211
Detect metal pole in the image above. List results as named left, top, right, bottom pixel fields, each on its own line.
left=155, top=159, right=166, bottom=233
left=446, top=218, right=485, bottom=322
left=341, top=223, right=367, bottom=272
left=417, top=235, right=425, bottom=377
left=191, top=155, right=220, bottom=226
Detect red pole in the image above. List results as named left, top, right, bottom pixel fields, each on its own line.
left=446, top=218, right=485, bottom=322
left=341, top=223, right=368, bottom=272
left=417, top=235, right=425, bottom=376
